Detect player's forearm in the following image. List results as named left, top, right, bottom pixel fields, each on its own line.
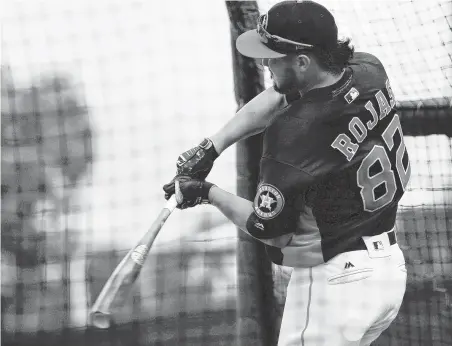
left=208, top=186, right=291, bottom=247
left=209, top=87, right=286, bottom=154
left=209, top=111, right=266, bottom=155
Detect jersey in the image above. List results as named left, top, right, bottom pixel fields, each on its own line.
left=253, top=52, right=411, bottom=266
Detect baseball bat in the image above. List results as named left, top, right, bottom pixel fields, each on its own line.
left=90, top=195, right=178, bottom=329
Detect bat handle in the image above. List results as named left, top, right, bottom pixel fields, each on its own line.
left=165, top=194, right=178, bottom=212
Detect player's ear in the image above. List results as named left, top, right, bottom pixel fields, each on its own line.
left=296, top=54, right=310, bottom=71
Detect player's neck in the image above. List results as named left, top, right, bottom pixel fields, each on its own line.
left=299, top=69, right=345, bottom=96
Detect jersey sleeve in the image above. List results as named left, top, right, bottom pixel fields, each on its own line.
left=249, top=156, right=315, bottom=238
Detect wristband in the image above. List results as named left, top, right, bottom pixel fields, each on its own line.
left=199, top=138, right=219, bottom=160
left=202, top=181, right=216, bottom=202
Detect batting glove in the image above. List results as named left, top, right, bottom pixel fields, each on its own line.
left=176, top=138, right=219, bottom=179
left=164, top=175, right=215, bottom=209
left=163, top=138, right=218, bottom=200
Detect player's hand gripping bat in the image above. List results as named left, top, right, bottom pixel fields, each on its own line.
left=89, top=195, right=178, bottom=329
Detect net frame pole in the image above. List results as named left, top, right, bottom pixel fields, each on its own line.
left=226, top=2, right=279, bottom=345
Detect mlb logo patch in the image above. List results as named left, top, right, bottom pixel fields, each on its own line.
left=373, top=240, right=384, bottom=251
left=344, top=87, right=359, bottom=104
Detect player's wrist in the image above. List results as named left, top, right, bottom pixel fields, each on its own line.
left=199, top=138, right=218, bottom=157
left=207, top=184, right=219, bottom=203
left=202, top=181, right=216, bottom=202
left=207, top=135, right=223, bottom=156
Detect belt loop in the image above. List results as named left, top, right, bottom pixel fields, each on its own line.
left=391, top=225, right=398, bottom=242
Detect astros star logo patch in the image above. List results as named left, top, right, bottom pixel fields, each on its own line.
left=253, top=184, right=285, bottom=220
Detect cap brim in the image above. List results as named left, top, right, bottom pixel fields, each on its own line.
left=236, top=30, right=286, bottom=59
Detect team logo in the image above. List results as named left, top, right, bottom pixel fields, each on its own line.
left=260, top=13, right=269, bottom=30
left=344, top=87, right=359, bottom=104
left=258, top=13, right=270, bottom=43
left=131, top=244, right=149, bottom=266
left=253, top=184, right=285, bottom=220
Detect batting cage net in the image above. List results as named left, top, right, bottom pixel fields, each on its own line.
left=1, top=1, right=451, bottom=346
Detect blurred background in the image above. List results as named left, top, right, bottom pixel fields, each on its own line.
left=1, top=0, right=451, bottom=345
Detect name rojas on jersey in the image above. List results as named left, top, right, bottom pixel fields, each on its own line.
left=331, top=79, right=396, bottom=161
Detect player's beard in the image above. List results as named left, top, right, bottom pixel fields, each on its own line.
left=271, top=69, right=301, bottom=95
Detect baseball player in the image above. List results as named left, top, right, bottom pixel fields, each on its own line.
left=163, top=1, right=410, bottom=345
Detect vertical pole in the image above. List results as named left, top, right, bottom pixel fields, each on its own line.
left=225, top=2, right=278, bottom=345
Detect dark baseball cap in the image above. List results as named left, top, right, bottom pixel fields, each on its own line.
left=236, top=0, right=338, bottom=59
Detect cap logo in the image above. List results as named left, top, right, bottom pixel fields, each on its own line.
left=253, top=184, right=285, bottom=220
left=256, top=12, right=314, bottom=52
left=261, top=13, right=269, bottom=30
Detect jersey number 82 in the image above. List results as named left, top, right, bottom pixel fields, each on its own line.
left=356, top=114, right=411, bottom=212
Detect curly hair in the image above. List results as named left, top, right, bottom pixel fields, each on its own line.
left=311, top=38, right=355, bottom=75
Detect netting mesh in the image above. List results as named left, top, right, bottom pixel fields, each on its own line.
left=258, top=0, right=452, bottom=101
left=2, top=1, right=238, bottom=344
left=1, top=0, right=451, bottom=345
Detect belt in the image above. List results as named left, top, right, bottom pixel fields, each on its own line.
left=356, top=230, right=397, bottom=251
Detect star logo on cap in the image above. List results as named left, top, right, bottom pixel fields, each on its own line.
left=261, top=13, right=269, bottom=30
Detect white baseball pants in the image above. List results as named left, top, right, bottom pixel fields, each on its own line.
left=278, top=231, right=407, bottom=346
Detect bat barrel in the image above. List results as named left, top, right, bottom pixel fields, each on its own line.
left=89, top=196, right=178, bottom=329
